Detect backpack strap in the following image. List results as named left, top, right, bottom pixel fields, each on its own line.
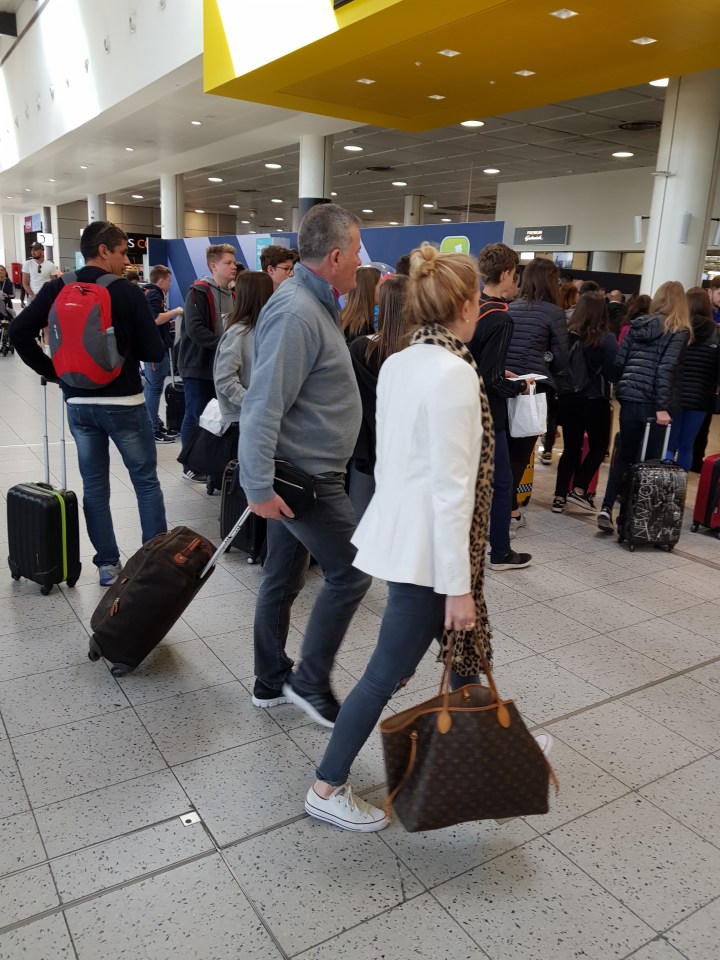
left=191, top=280, right=217, bottom=330
left=96, top=274, right=121, bottom=290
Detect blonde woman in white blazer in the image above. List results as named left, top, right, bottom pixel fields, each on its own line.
left=304, top=244, right=487, bottom=833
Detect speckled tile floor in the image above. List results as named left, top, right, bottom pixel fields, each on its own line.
left=0, top=352, right=719, bottom=960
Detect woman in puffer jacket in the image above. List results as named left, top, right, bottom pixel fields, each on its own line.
left=666, top=287, right=720, bottom=471
left=506, top=258, right=569, bottom=531
left=597, top=280, right=692, bottom=533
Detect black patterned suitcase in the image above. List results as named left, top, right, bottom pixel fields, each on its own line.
left=220, top=460, right=266, bottom=564
left=616, top=422, right=686, bottom=552
left=7, top=378, right=82, bottom=594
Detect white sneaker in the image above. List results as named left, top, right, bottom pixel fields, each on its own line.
left=534, top=733, right=553, bottom=756
left=305, top=784, right=388, bottom=832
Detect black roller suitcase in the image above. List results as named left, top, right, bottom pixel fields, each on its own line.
left=7, top=378, right=82, bottom=594
left=220, top=460, right=266, bottom=563
left=164, top=348, right=184, bottom=434
left=616, top=421, right=686, bottom=552
left=89, top=511, right=254, bottom=675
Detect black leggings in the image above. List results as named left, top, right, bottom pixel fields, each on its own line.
left=555, top=397, right=612, bottom=497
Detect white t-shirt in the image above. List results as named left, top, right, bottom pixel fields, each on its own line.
left=22, top=258, right=58, bottom=296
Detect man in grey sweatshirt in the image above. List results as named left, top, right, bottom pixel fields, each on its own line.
left=239, top=204, right=371, bottom=727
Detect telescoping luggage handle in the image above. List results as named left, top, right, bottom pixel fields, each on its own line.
left=640, top=418, right=671, bottom=463
left=200, top=506, right=252, bottom=579
left=40, top=376, right=67, bottom=490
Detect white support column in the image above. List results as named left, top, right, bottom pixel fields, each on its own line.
left=403, top=194, right=423, bottom=226
left=299, top=135, right=332, bottom=220
left=87, top=194, right=106, bottom=223
left=641, top=69, right=720, bottom=293
left=160, top=173, right=185, bottom=239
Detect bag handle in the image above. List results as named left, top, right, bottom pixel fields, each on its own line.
left=437, top=633, right=510, bottom=733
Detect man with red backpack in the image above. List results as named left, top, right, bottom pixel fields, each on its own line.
left=9, top=221, right=167, bottom=586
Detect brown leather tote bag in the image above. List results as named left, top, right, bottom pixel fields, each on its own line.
left=380, top=648, right=557, bottom=832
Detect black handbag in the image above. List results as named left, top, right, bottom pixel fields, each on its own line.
left=229, top=459, right=316, bottom=520
left=381, top=646, right=558, bottom=832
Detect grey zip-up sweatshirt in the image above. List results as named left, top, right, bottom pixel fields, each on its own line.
left=239, top=263, right=362, bottom=503
left=213, top=323, right=254, bottom=422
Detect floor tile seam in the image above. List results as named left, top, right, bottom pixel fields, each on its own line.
left=637, top=791, right=720, bottom=855
left=658, top=890, right=720, bottom=946
left=25, top=763, right=180, bottom=816
left=121, top=673, right=247, bottom=710
left=0, top=848, right=217, bottom=940
left=166, top=724, right=306, bottom=775
left=2, top=693, right=148, bottom=740
left=0, top=655, right=127, bottom=692
left=61, top=910, right=81, bottom=960
left=526, top=787, right=636, bottom=838
left=0, top=809, right=203, bottom=883
left=617, top=695, right=717, bottom=754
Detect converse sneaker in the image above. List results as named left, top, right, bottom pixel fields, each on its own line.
left=510, top=513, right=526, bottom=534
left=182, top=468, right=207, bottom=483
left=490, top=550, right=532, bottom=572
left=305, top=784, right=388, bottom=832
left=98, top=563, right=122, bottom=587
left=567, top=489, right=595, bottom=511
left=597, top=507, right=614, bottom=533
left=552, top=497, right=566, bottom=513
left=282, top=678, right=340, bottom=729
left=251, top=680, right=287, bottom=709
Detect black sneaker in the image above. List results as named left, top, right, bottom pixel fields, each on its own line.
left=154, top=430, right=176, bottom=444
left=552, top=497, right=566, bottom=513
left=183, top=468, right=207, bottom=483
left=282, top=678, right=340, bottom=728
left=567, top=489, right=595, bottom=511
left=490, top=550, right=532, bottom=571
left=251, top=680, right=287, bottom=709
left=597, top=507, right=614, bottom=533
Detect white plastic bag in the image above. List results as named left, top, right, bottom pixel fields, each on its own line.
left=199, top=399, right=227, bottom=436
left=507, top=386, right=548, bottom=438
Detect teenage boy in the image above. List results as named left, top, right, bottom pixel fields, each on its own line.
left=144, top=264, right=184, bottom=442
left=260, top=244, right=296, bottom=290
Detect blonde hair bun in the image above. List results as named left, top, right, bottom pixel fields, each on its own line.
left=409, top=242, right=440, bottom=280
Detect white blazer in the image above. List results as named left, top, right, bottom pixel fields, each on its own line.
left=352, top=343, right=482, bottom=595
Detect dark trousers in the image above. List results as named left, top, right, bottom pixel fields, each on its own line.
left=489, top=430, right=513, bottom=561
left=507, top=434, right=538, bottom=512
left=253, top=473, right=371, bottom=694
left=555, top=397, right=612, bottom=497
left=601, top=402, right=665, bottom=510
left=543, top=392, right=559, bottom=454
left=180, top=377, right=216, bottom=450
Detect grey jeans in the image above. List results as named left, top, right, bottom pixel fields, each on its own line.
left=253, top=472, right=371, bottom=694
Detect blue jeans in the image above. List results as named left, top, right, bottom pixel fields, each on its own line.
left=316, top=582, right=475, bottom=786
left=254, top=473, right=371, bottom=693
left=601, top=402, right=665, bottom=510
left=489, top=430, right=512, bottom=562
left=143, top=354, right=169, bottom=433
left=667, top=410, right=707, bottom=471
left=66, top=403, right=167, bottom=567
left=180, top=377, right=215, bottom=450
left=347, top=460, right=375, bottom=524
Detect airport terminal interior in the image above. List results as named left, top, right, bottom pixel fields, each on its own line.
left=0, top=2, right=720, bottom=959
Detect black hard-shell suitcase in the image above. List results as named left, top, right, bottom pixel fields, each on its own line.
left=7, top=378, right=82, bottom=594
left=220, top=460, right=266, bottom=564
left=616, top=421, right=686, bottom=552
left=89, top=511, right=253, bottom=675
left=164, top=348, right=184, bottom=434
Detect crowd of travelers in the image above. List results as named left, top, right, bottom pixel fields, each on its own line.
left=7, top=205, right=720, bottom=833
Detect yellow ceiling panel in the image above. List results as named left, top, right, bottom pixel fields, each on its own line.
left=204, top=0, right=720, bottom=131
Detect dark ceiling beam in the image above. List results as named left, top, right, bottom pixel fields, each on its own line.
left=0, top=13, right=17, bottom=37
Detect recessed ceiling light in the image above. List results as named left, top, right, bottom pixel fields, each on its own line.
left=441, top=218, right=452, bottom=222
left=330, top=191, right=338, bottom=196
left=229, top=204, right=240, bottom=209
left=191, top=120, right=202, bottom=125
left=389, top=221, right=399, bottom=225
left=5, top=195, right=12, bottom=199
left=549, top=8, right=578, bottom=19
left=125, top=147, right=134, bottom=152
left=274, top=217, right=284, bottom=221
left=24, top=188, right=31, bottom=192
left=423, top=203, right=434, bottom=208
left=392, top=181, right=407, bottom=187
left=514, top=69, right=536, bottom=77
left=47, top=178, right=56, bottom=182
left=428, top=94, right=445, bottom=100
left=195, top=209, right=205, bottom=214
left=438, top=49, right=460, bottom=57
left=612, top=151, right=634, bottom=158
left=106, top=200, right=116, bottom=205
left=131, top=194, right=144, bottom=199
left=208, top=177, right=223, bottom=183
left=249, top=230, right=256, bottom=234
left=362, top=209, right=374, bottom=213
left=461, top=120, right=484, bottom=127
left=241, top=220, right=250, bottom=224
left=80, top=165, right=88, bottom=170
left=649, top=77, right=669, bottom=87
left=484, top=168, right=500, bottom=174
left=356, top=78, right=375, bottom=85
left=271, top=198, right=283, bottom=203
left=344, top=145, right=363, bottom=152
left=265, top=162, right=282, bottom=169
left=632, top=36, right=656, bottom=45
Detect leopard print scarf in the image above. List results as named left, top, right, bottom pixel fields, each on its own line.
left=409, top=322, right=495, bottom=675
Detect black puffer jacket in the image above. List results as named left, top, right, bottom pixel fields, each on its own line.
left=675, top=314, right=720, bottom=411
left=612, top=313, right=688, bottom=412
left=506, top=298, right=569, bottom=387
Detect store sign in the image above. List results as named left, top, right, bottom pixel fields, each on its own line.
left=125, top=232, right=159, bottom=264
left=513, top=225, right=570, bottom=245
left=24, top=213, right=42, bottom=233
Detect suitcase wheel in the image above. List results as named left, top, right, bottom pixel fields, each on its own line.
left=11, top=573, right=20, bottom=581
left=40, top=584, right=53, bottom=596
left=206, top=478, right=215, bottom=495
left=66, top=577, right=78, bottom=588
left=628, top=544, right=635, bottom=553
left=691, top=522, right=699, bottom=532
left=88, top=647, right=101, bottom=663
left=111, top=663, right=131, bottom=678
left=247, top=556, right=257, bottom=565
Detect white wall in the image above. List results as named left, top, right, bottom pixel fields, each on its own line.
left=496, top=167, right=720, bottom=254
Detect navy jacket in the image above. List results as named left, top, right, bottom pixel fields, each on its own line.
left=506, top=297, right=569, bottom=389
left=611, top=314, right=688, bottom=412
